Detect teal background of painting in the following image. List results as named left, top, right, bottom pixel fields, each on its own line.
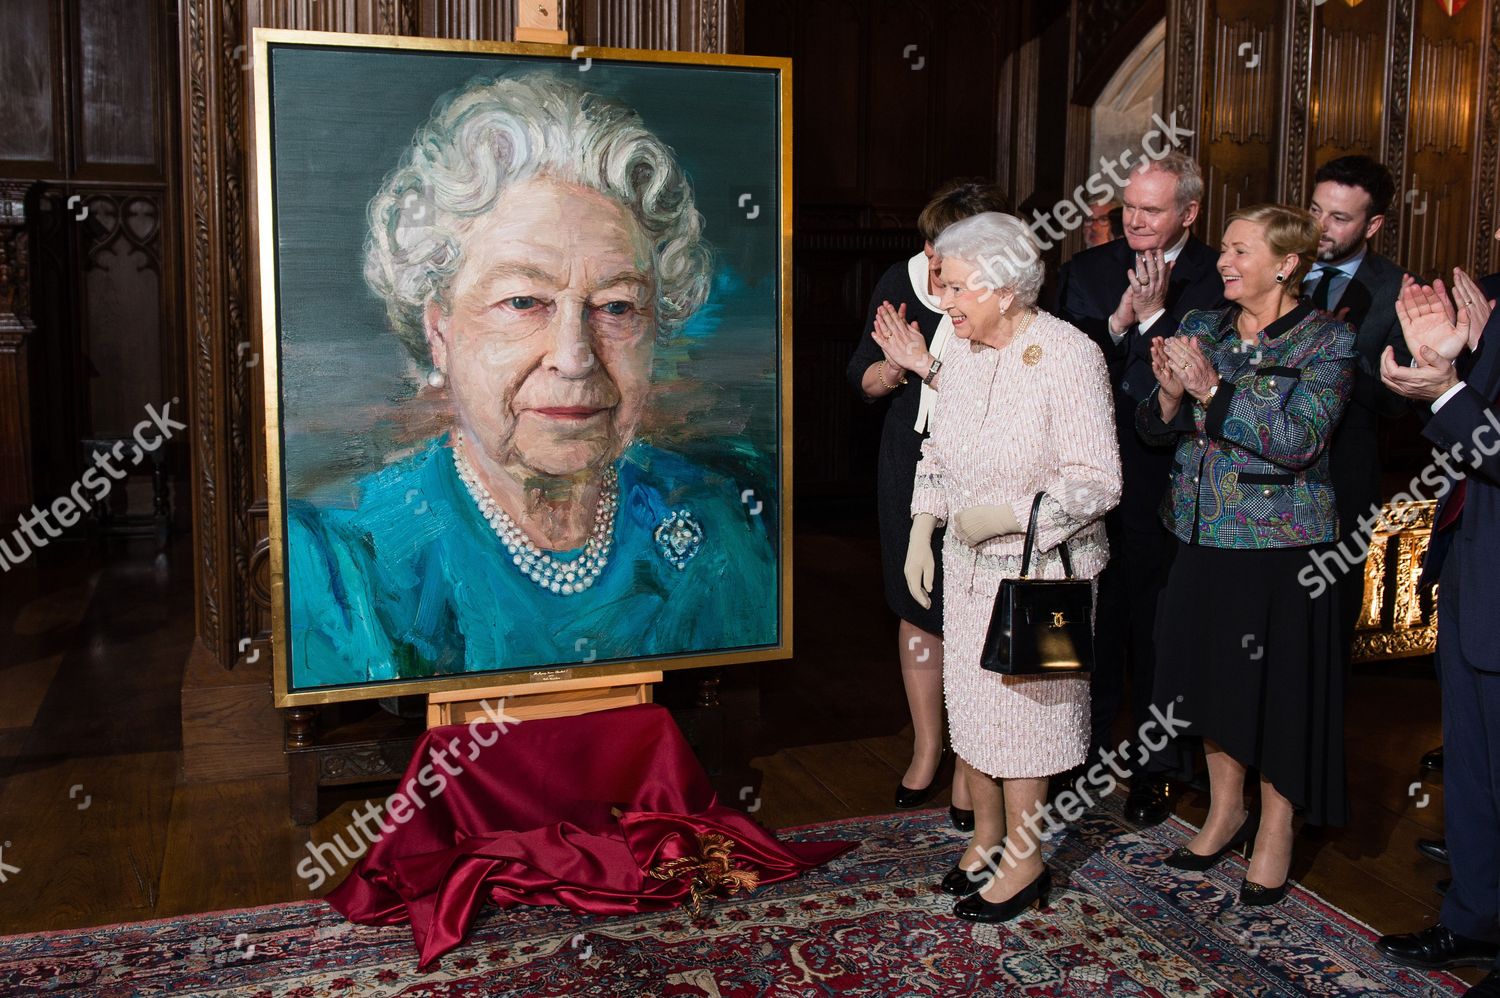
left=267, top=45, right=782, bottom=530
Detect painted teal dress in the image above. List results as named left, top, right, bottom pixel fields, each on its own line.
left=287, top=434, right=778, bottom=689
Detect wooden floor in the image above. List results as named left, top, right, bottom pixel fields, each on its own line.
left=0, top=515, right=1474, bottom=983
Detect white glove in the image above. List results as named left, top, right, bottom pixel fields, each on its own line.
left=904, top=514, right=937, bottom=609
left=951, top=504, right=1021, bottom=547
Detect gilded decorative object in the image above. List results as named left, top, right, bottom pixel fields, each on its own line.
left=1352, top=499, right=1438, bottom=663
left=646, top=831, right=762, bottom=915
left=1022, top=344, right=1043, bottom=366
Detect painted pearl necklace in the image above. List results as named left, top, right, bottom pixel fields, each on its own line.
left=451, top=435, right=618, bottom=596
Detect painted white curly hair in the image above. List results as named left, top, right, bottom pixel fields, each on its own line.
left=364, top=73, right=713, bottom=364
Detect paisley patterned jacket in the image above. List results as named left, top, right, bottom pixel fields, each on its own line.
left=1136, top=303, right=1356, bottom=549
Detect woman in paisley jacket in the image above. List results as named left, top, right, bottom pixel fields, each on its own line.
left=1137, top=204, right=1355, bottom=907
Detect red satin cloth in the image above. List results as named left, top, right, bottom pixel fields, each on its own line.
left=326, top=702, right=854, bottom=967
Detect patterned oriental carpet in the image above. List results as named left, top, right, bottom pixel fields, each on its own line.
left=0, top=799, right=1469, bottom=997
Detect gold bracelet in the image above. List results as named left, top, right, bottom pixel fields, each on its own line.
left=876, top=362, right=908, bottom=390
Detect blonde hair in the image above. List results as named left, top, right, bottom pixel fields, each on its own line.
left=1226, top=204, right=1321, bottom=287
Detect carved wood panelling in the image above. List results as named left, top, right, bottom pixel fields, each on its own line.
left=1411, top=39, right=1477, bottom=153
left=1379, top=0, right=1414, bottom=259
left=1167, top=0, right=1203, bottom=159
left=422, top=0, right=519, bottom=38
left=1075, top=0, right=1157, bottom=90
left=1475, top=0, right=1500, bottom=274
left=1280, top=0, right=1313, bottom=206
left=1208, top=19, right=1273, bottom=143
left=1169, top=0, right=1492, bottom=278
left=0, top=184, right=35, bottom=523
left=1313, top=29, right=1379, bottom=150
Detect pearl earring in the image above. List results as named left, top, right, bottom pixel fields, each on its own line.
left=427, top=368, right=447, bottom=389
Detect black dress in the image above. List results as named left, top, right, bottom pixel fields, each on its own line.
left=1153, top=543, right=1347, bottom=825
left=846, top=254, right=947, bottom=634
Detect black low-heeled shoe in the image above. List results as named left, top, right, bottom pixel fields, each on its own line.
left=894, top=752, right=950, bottom=809
left=949, top=806, right=975, bottom=832
left=953, top=866, right=1051, bottom=923
left=939, top=862, right=990, bottom=896
left=1240, top=877, right=1289, bottom=906
left=1164, top=812, right=1257, bottom=872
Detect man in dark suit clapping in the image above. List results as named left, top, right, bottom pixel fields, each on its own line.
left=1375, top=277, right=1500, bottom=998
left=1305, top=156, right=1413, bottom=637
left=1053, top=152, right=1225, bottom=826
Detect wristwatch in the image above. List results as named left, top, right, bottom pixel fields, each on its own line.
left=923, top=358, right=943, bottom=386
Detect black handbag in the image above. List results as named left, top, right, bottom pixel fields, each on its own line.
left=980, top=492, right=1095, bottom=676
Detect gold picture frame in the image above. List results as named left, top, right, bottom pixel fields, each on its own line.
left=251, top=28, right=794, bottom=707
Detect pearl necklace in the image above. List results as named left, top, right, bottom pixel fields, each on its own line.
left=451, top=435, right=618, bottom=596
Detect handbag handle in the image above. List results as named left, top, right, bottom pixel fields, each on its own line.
left=1018, top=491, right=1074, bottom=580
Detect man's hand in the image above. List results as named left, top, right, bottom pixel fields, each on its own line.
left=1450, top=267, right=1495, bottom=352
left=951, top=504, right=1021, bottom=547
left=1380, top=344, right=1459, bottom=402
left=1396, top=276, right=1467, bottom=363
left=1130, top=248, right=1172, bottom=318
left=905, top=514, right=938, bottom=609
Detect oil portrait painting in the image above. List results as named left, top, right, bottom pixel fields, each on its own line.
left=254, top=33, right=791, bottom=704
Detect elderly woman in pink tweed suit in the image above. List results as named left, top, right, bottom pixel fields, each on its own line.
left=876, top=212, right=1121, bottom=924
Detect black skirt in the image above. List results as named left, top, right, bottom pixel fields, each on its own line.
left=849, top=260, right=946, bottom=634
left=1151, top=541, right=1348, bottom=826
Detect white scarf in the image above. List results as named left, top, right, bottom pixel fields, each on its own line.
left=906, top=251, right=952, bottom=433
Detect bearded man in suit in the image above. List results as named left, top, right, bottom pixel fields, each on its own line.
left=1305, top=155, right=1413, bottom=638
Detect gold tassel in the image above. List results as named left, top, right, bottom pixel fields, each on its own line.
left=646, top=832, right=762, bottom=915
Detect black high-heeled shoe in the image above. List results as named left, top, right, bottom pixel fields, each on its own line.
left=894, top=752, right=950, bottom=809
left=1164, top=812, right=1257, bottom=872
left=940, top=862, right=990, bottom=896
left=1239, top=877, right=1289, bottom=906
left=953, top=866, right=1051, bottom=923
left=949, top=806, right=975, bottom=832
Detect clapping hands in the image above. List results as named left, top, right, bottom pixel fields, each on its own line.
left=872, top=301, right=932, bottom=376
left=1150, top=336, right=1219, bottom=403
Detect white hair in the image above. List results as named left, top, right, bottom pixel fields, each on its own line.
left=933, top=212, right=1045, bottom=307
left=363, top=73, right=713, bottom=363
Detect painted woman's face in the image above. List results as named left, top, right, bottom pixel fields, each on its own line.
left=427, top=177, right=657, bottom=480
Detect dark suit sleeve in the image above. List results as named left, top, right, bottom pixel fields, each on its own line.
left=847, top=268, right=898, bottom=401
left=1057, top=258, right=1128, bottom=371
left=1348, top=271, right=1413, bottom=420
left=1350, top=334, right=1411, bottom=419
left=1136, top=385, right=1195, bottom=445
left=1424, top=384, right=1500, bottom=488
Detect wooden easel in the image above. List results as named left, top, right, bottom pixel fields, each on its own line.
left=514, top=2, right=570, bottom=44
left=421, top=3, right=653, bottom=732
left=427, top=669, right=663, bottom=727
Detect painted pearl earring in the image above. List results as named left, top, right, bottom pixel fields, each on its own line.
left=427, top=368, right=447, bottom=389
